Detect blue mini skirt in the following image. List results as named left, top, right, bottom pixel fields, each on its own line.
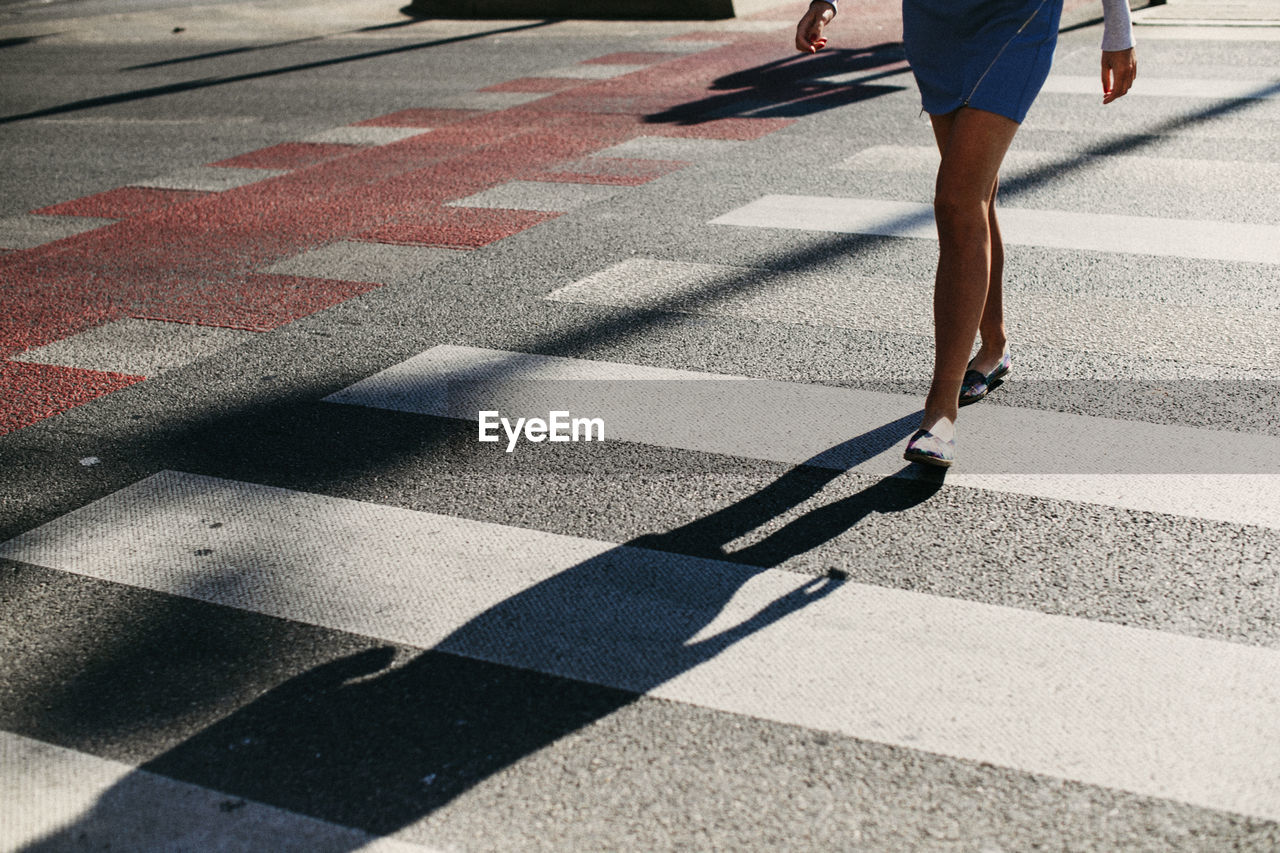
left=902, top=0, right=1063, bottom=123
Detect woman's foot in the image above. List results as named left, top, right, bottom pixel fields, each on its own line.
left=959, top=347, right=1010, bottom=406
left=904, top=415, right=955, bottom=467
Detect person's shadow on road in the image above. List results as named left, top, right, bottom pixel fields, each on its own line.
left=22, top=413, right=942, bottom=847
left=645, top=42, right=911, bottom=126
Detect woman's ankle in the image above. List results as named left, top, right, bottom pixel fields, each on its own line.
left=977, top=334, right=1008, bottom=358
left=919, top=405, right=957, bottom=437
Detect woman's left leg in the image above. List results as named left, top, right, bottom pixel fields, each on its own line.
left=970, top=179, right=1009, bottom=375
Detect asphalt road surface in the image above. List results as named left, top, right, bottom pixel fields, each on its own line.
left=2, top=0, right=1279, bottom=849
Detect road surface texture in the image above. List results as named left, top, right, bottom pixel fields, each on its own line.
left=2, top=0, right=1279, bottom=849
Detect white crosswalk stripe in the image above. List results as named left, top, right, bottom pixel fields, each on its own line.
left=1133, top=25, right=1280, bottom=42
left=545, top=258, right=1280, bottom=373
left=10, top=318, right=257, bottom=378
left=322, top=344, right=1280, bottom=528
left=4, top=470, right=1280, bottom=822
left=708, top=195, right=1280, bottom=264
left=838, top=144, right=1280, bottom=193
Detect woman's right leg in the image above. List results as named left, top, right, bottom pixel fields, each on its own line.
left=919, top=106, right=1020, bottom=438
left=929, top=114, right=1010, bottom=379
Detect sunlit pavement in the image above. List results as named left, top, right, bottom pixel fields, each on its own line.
left=2, top=0, right=1279, bottom=849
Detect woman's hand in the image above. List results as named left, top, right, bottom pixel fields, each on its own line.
left=796, top=0, right=835, bottom=54
left=1101, top=47, right=1136, bottom=104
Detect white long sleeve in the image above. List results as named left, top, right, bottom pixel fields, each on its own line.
left=1100, top=0, right=1135, bottom=51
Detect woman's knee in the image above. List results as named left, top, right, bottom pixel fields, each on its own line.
left=933, top=190, right=991, bottom=241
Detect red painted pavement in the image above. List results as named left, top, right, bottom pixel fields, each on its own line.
left=0, top=361, right=143, bottom=435
left=582, top=52, right=683, bottom=66
left=1, top=17, right=898, bottom=434
left=354, top=108, right=483, bottom=128
left=129, top=274, right=379, bottom=332
left=359, top=207, right=561, bottom=250
left=35, top=187, right=212, bottom=219
left=527, top=158, right=688, bottom=187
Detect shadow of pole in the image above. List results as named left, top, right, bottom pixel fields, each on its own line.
left=120, top=18, right=443, bottom=71
left=0, top=20, right=558, bottom=126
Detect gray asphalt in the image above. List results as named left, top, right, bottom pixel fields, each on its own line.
left=2, top=0, right=1279, bottom=849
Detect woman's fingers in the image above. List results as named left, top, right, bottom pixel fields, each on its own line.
left=795, top=4, right=833, bottom=53
left=795, top=16, right=823, bottom=52
left=1102, top=47, right=1137, bottom=104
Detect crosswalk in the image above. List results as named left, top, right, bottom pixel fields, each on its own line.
left=4, top=14, right=1280, bottom=852
left=4, top=468, right=1280, bottom=825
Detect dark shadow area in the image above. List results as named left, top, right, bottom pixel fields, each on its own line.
left=400, top=2, right=732, bottom=21
left=0, top=33, right=59, bottom=49
left=16, top=415, right=939, bottom=847
left=0, top=19, right=557, bottom=125
left=647, top=42, right=909, bottom=125
left=630, top=412, right=932, bottom=563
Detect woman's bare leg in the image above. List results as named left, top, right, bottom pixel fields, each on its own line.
left=921, top=106, right=1020, bottom=437
left=931, top=114, right=1010, bottom=377
left=971, top=181, right=1009, bottom=374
